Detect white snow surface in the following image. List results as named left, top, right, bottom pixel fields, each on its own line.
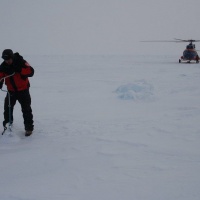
left=0, top=55, right=200, bottom=200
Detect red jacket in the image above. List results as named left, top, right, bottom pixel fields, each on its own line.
left=0, top=53, right=34, bottom=91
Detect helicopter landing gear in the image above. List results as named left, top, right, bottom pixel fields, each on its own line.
left=179, top=59, right=181, bottom=63
left=196, top=60, right=199, bottom=63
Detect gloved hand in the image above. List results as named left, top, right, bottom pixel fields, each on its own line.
left=13, top=65, right=22, bottom=73
left=13, top=54, right=23, bottom=73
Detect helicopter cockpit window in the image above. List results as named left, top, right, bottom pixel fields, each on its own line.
left=187, top=44, right=194, bottom=49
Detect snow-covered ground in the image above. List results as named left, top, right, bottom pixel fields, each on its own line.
left=0, top=55, right=200, bottom=200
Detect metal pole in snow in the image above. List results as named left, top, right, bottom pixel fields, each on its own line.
left=0, top=73, right=15, bottom=135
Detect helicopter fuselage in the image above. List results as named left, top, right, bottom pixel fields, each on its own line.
left=180, top=42, right=199, bottom=63
left=182, top=49, right=198, bottom=61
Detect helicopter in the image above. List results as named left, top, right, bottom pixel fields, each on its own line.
left=141, top=38, right=200, bottom=63
left=178, top=39, right=199, bottom=63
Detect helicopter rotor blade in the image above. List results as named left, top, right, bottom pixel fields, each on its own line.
left=174, top=38, right=188, bottom=42
left=174, top=38, right=200, bottom=42
left=140, top=40, right=178, bottom=42
left=141, top=39, right=200, bottom=43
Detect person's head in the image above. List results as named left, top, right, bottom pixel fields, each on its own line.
left=2, top=49, right=14, bottom=65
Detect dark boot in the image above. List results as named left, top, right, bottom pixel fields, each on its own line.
left=25, top=130, right=33, bottom=137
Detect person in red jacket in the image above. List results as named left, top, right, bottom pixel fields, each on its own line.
left=0, top=49, right=34, bottom=136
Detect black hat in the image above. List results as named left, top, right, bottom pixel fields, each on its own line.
left=2, top=49, right=14, bottom=60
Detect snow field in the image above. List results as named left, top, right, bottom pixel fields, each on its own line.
left=0, top=55, right=200, bottom=200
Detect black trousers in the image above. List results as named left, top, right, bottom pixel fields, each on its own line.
left=4, top=89, right=34, bottom=131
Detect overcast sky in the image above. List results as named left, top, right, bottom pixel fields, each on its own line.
left=0, top=0, right=200, bottom=55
